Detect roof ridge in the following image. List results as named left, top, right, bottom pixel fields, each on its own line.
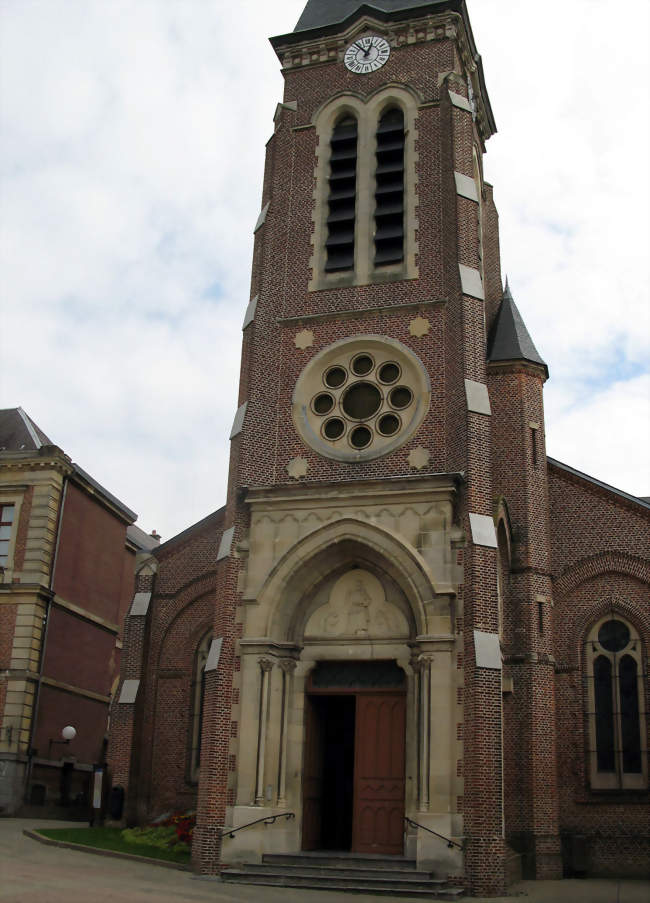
left=16, top=407, right=43, bottom=449
left=547, top=457, right=650, bottom=512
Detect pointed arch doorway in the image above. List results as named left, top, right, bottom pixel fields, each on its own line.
left=302, top=659, right=406, bottom=855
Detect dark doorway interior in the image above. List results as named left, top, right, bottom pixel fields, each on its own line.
left=314, top=695, right=355, bottom=850
left=302, top=661, right=406, bottom=855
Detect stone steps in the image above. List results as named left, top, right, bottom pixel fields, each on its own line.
left=221, top=853, right=465, bottom=898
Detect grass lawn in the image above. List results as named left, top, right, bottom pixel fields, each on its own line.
left=38, top=827, right=191, bottom=865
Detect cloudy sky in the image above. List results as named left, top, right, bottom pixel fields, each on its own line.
left=1, top=0, right=648, bottom=539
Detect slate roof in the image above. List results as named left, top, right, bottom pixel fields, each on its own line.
left=487, top=281, right=548, bottom=376
left=0, top=407, right=54, bottom=451
left=0, top=407, right=137, bottom=522
left=127, top=523, right=161, bottom=552
left=295, top=0, right=443, bottom=32
left=273, top=0, right=496, bottom=137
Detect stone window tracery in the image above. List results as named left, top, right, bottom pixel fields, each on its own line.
left=292, top=335, right=430, bottom=462
left=585, top=615, right=647, bottom=790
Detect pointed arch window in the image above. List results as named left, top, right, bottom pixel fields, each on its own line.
left=585, top=616, right=647, bottom=790
left=495, top=520, right=510, bottom=640
left=374, top=107, right=405, bottom=266
left=310, top=88, right=417, bottom=291
left=325, top=115, right=358, bottom=272
left=189, top=631, right=211, bottom=782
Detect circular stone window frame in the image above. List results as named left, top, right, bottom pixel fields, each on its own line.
left=292, top=335, right=431, bottom=462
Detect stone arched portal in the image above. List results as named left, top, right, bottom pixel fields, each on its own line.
left=224, top=479, right=464, bottom=872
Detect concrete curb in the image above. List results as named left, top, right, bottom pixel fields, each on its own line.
left=23, top=828, right=191, bottom=871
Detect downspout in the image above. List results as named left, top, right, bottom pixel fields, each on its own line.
left=23, top=475, right=68, bottom=801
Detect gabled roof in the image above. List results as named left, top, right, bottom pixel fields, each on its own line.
left=487, top=281, right=548, bottom=377
left=295, top=0, right=443, bottom=32
left=548, top=457, right=650, bottom=513
left=154, top=506, right=226, bottom=557
left=0, top=407, right=53, bottom=451
left=127, top=523, right=161, bottom=552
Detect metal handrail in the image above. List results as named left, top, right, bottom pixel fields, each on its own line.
left=221, top=811, right=295, bottom=839
left=404, top=816, right=465, bottom=850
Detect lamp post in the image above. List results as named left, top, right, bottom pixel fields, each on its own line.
left=48, top=724, right=77, bottom=758
left=47, top=725, right=77, bottom=808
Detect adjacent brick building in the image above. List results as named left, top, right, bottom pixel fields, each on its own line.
left=108, top=1, right=649, bottom=894
left=0, top=407, right=156, bottom=816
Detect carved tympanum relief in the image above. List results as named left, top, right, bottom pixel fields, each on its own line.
left=304, top=569, right=409, bottom=639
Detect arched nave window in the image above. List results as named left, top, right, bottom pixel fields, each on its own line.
left=585, top=615, right=647, bottom=790
left=189, top=631, right=211, bottom=782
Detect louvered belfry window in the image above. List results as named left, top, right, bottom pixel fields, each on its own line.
left=325, top=115, right=358, bottom=272
left=374, top=107, right=405, bottom=266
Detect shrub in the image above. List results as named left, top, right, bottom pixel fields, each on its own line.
left=122, top=811, right=195, bottom=851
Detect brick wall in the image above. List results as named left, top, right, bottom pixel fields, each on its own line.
left=550, top=467, right=650, bottom=876
left=53, top=483, right=128, bottom=622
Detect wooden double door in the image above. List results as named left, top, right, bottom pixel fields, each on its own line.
left=302, top=663, right=406, bottom=855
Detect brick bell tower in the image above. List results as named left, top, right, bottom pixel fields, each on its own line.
left=191, top=1, right=559, bottom=895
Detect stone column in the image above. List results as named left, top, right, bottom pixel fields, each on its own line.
left=277, top=658, right=296, bottom=807
left=254, top=657, right=274, bottom=805
left=417, top=653, right=434, bottom=812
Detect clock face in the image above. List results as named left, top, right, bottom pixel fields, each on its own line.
left=344, top=35, right=390, bottom=74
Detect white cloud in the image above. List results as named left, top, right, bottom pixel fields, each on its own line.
left=547, top=374, right=650, bottom=497
left=1, top=0, right=648, bottom=539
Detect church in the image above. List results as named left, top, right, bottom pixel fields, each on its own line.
left=108, top=1, right=650, bottom=895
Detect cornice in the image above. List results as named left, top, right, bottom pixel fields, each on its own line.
left=486, top=359, right=549, bottom=382
left=0, top=450, right=72, bottom=479
left=271, top=11, right=494, bottom=141
left=273, top=12, right=453, bottom=67
left=246, top=472, right=461, bottom=511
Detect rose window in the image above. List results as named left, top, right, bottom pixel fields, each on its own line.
left=292, top=336, right=430, bottom=462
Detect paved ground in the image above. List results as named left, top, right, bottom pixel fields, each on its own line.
left=0, top=819, right=647, bottom=903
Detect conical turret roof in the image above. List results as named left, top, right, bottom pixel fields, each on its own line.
left=487, top=280, right=548, bottom=377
